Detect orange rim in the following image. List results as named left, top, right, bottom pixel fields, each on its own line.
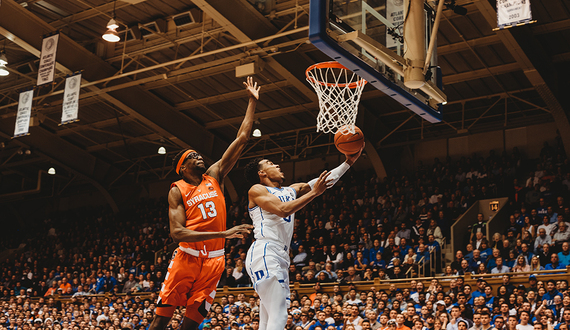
left=305, top=61, right=367, bottom=89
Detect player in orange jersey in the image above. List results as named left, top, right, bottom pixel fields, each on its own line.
left=148, top=77, right=259, bottom=330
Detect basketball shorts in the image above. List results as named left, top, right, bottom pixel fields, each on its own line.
left=245, top=240, right=291, bottom=304
left=158, top=248, right=224, bottom=321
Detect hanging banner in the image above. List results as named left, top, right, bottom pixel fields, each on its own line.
left=497, top=0, right=532, bottom=29
left=61, top=73, right=81, bottom=125
left=37, top=33, right=59, bottom=86
left=386, top=0, right=404, bottom=48
left=14, top=90, right=34, bottom=138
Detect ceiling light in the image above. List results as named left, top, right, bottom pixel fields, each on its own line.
left=0, top=51, right=8, bottom=76
left=0, top=52, right=7, bottom=65
left=252, top=119, right=262, bottom=137
left=103, top=18, right=120, bottom=42
left=48, top=167, right=56, bottom=175
left=0, top=64, right=8, bottom=77
left=158, top=146, right=166, bottom=155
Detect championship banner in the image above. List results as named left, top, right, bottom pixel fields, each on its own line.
left=37, top=33, right=59, bottom=86
left=497, top=0, right=532, bottom=29
left=60, top=73, right=81, bottom=125
left=386, top=0, right=404, bottom=48
left=13, top=90, right=34, bottom=138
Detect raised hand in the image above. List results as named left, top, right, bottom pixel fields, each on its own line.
left=346, top=142, right=365, bottom=165
left=244, top=76, right=260, bottom=100
left=312, top=171, right=333, bottom=196
left=225, top=224, right=253, bottom=239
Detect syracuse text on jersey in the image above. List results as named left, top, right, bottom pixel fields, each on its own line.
left=186, top=190, right=219, bottom=207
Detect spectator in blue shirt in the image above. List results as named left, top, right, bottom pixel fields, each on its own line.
left=469, top=250, right=484, bottom=272
left=542, top=280, right=562, bottom=307
left=416, top=244, right=430, bottom=265
left=308, top=310, right=331, bottom=330
left=559, top=242, right=570, bottom=266
left=478, top=241, right=492, bottom=261
left=546, top=253, right=566, bottom=270
left=486, top=249, right=500, bottom=270
left=369, top=240, right=384, bottom=264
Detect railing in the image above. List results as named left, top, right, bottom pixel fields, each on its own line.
left=404, top=236, right=446, bottom=278
left=451, top=197, right=508, bottom=254
left=35, top=267, right=570, bottom=305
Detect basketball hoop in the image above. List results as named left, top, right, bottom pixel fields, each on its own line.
left=306, top=61, right=367, bottom=135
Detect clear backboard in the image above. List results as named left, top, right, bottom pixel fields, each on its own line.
left=309, top=0, right=446, bottom=123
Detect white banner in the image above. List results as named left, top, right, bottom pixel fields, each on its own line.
left=37, top=33, right=59, bottom=85
left=14, top=90, right=34, bottom=137
left=386, top=0, right=404, bottom=48
left=61, top=73, right=81, bottom=125
left=497, top=0, right=532, bottom=29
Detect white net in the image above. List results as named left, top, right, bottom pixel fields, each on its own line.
left=306, top=62, right=367, bottom=135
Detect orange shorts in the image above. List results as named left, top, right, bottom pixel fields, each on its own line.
left=158, top=248, right=224, bottom=321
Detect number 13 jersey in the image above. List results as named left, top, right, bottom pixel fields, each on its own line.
left=248, top=186, right=296, bottom=248
left=172, top=174, right=226, bottom=252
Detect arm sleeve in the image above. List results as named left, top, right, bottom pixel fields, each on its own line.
left=308, top=162, right=351, bottom=189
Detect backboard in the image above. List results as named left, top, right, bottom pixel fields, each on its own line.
left=309, top=0, right=446, bottom=123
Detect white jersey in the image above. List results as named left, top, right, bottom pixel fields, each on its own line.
left=248, top=185, right=296, bottom=248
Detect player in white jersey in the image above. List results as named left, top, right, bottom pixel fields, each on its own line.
left=243, top=149, right=363, bottom=330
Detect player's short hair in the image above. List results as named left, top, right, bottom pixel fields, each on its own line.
left=244, top=157, right=265, bottom=185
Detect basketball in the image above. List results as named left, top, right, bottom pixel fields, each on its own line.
left=334, top=126, right=364, bottom=155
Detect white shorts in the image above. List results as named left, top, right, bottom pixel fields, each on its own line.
left=245, top=240, right=290, bottom=290
left=245, top=240, right=291, bottom=330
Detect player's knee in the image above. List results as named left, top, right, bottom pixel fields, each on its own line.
left=270, top=312, right=288, bottom=328
left=155, top=305, right=176, bottom=318
left=185, top=300, right=209, bottom=323
left=149, top=314, right=172, bottom=330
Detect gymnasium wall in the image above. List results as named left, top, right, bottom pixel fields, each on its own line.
left=412, top=122, right=558, bottom=167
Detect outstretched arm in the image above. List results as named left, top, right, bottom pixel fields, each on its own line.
left=249, top=171, right=332, bottom=218
left=208, top=77, right=260, bottom=182
left=293, top=144, right=364, bottom=197
left=168, top=186, right=252, bottom=243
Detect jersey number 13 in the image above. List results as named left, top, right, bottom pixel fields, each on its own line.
left=197, top=201, right=217, bottom=219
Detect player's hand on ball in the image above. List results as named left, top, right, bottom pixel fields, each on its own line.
left=225, top=224, right=253, bottom=239
left=312, top=171, right=333, bottom=195
left=244, top=76, right=260, bottom=100
left=345, top=142, right=365, bottom=165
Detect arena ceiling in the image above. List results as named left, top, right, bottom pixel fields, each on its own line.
left=0, top=0, right=568, bottom=202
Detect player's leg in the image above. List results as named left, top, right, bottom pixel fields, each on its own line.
left=148, top=313, right=173, bottom=330
left=150, top=249, right=195, bottom=330
left=258, top=299, right=269, bottom=330
left=255, top=275, right=288, bottom=330
left=148, top=301, right=176, bottom=330
left=184, top=256, right=224, bottom=328
left=180, top=317, right=200, bottom=330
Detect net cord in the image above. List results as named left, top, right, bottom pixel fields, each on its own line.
left=306, top=63, right=366, bottom=135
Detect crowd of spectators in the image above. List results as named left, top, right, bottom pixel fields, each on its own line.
left=1, top=139, right=569, bottom=330
left=198, top=275, right=570, bottom=330
left=0, top=198, right=174, bottom=299
left=449, top=141, right=570, bottom=276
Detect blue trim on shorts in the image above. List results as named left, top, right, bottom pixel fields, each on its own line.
left=263, top=243, right=269, bottom=278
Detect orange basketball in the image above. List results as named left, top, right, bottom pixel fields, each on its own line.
left=334, top=126, right=364, bottom=155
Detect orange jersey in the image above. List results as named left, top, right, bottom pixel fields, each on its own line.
left=171, top=174, right=226, bottom=252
